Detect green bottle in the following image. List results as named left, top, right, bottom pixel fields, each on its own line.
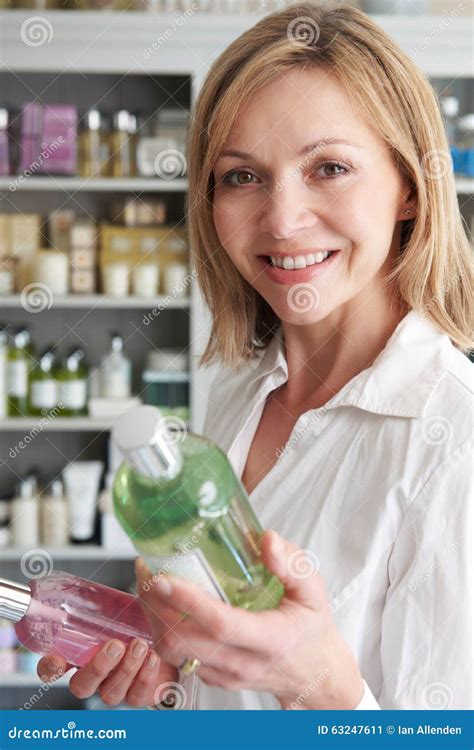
left=28, top=347, right=59, bottom=417
left=7, top=327, right=34, bottom=418
left=112, top=405, right=284, bottom=611
left=56, top=348, right=88, bottom=417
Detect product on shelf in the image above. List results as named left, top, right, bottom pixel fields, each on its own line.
left=131, top=262, right=159, bottom=297
left=109, top=110, right=137, bottom=178
left=70, top=218, right=98, bottom=294
left=0, top=109, right=10, bottom=176
left=0, top=255, right=17, bottom=294
left=40, top=479, right=69, bottom=548
left=102, top=260, right=130, bottom=297
left=112, top=405, right=284, bottom=610
left=0, top=324, right=6, bottom=419
left=3, top=213, right=41, bottom=290
left=10, top=475, right=39, bottom=548
left=48, top=209, right=75, bottom=254
left=0, top=571, right=154, bottom=668
left=56, top=347, right=88, bottom=416
left=98, top=472, right=137, bottom=552
left=78, top=109, right=109, bottom=178
left=0, top=500, right=10, bottom=549
left=33, top=249, right=69, bottom=295
left=99, top=332, right=132, bottom=399
left=28, top=346, right=59, bottom=417
left=19, top=103, right=78, bottom=176
left=63, top=461, right=104, bottom=543
left=457, top=114, right=474, bottom=178
left=6, top=326, right=34, bottom=417
left=142, top=348, right=189, bottom=420
left=111, top=196, right=167, bottom=227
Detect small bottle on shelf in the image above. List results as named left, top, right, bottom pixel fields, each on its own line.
left=100, top=332, right=132, bottom=399
left=10, top=475, right=39, bottom=549
left=40, top=479, right=69, bottom=548
left=0, top=323, right=7, bottom=420
left=0, top=109, right=10, bottom=177
left=56, top=347, right=88, bottom=417
left=109, top=110, right=135, bottom=178
left=78, top=110, right=106, bottom=178
left=28, top=347, right=59, bottom=417
left=6, top=326, right=34, bottom=418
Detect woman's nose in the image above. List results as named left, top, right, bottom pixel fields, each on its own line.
left=258, top=183, right=319, bottom=239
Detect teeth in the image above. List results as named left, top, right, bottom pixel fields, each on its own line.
left=269, top=251, right=332, bottom=269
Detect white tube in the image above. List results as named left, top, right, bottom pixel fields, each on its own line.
left=63, top=461, right=104, bottom=541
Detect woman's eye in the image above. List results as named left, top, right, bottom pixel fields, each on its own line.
left=313, top=162, right=350, bottom=179
left=221, top=170, right=257, bottom=187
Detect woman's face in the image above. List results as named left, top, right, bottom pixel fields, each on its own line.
left=212, top=68, right=413, bottom=324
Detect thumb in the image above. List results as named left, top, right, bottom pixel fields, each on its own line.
left=261, top=530, right=325, bottom=609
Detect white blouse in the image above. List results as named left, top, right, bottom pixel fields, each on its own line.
left=187, top=310, right=473, bottom=710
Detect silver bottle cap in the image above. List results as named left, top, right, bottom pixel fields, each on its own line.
left=0, top=578, right=31, bottom=623
left=112, top=405, right=183, bottom=480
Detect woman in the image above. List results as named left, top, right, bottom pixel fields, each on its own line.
left=39, top=3, right=473, bottom=710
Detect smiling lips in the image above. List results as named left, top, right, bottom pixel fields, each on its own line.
left=267, top=250, right=336, bottom=269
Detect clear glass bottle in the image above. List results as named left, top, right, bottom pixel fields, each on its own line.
left=0, top=571, right=154, bottom=668
left=78, top=110, right=104, bottom=178
left=28, top=346, right=58, bottom=417
left=112, top=405, right=284, bottom=611
left=56, top=348, right=88, bottom=417
left=100, top=332, right=132, bottom=399
left=109, top=110, right=134, bottom=178
left=7, top=326, right=34, bottom=417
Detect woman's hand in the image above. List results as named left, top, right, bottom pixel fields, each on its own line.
left=135, top=531, right=364, bottom=710
left=37, top=638, right=178, bottom=707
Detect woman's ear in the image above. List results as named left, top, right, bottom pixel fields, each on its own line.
left=399, top=188, right=418, bottom=221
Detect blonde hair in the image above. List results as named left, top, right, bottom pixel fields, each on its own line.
left=186, top=2, right=474, bottom=366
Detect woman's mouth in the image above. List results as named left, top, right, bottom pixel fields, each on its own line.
left=257, top=250, right=341, bottom=284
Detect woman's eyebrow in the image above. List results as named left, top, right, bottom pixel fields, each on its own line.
left=216, top=138, right=362, bottom=162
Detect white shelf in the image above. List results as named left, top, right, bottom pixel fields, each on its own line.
left=0, top=417, right=114, bottom=431
left=455, top=179, right=474, bottom=195
left=0, top=177, right=188, bottom=193
left=0, top=294, right=190, bottom=309
left=0, top=11, right=472, bottom=78
left=1, top=545, right=136, bottom=560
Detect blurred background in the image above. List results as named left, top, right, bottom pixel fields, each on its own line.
left=0, top=0, right=472, bottom=709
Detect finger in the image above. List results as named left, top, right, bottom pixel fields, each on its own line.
left=261, top=530, right=326, bottom=609
left=37, top=654, right=73, bottom=683
left=68, top=640, right=126, bottom=700
left=98, top=638, right=150, bottom=706
left=125, top=652, right=173, bottom=707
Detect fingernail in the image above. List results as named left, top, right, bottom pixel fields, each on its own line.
left=132, top=639, right=148, bottom=659
left=107, top=640, right=125, bottom=659
left=44, top=658, right=59, bottom=674
left=154, top=574, right=172, bottom=596
left=146, top=651, right=159, bottom=669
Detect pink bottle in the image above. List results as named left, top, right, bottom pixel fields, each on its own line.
left=0, top=571, right=154, bottom=668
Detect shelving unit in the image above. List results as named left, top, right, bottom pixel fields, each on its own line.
left=0, top=7, right=472, bottom=709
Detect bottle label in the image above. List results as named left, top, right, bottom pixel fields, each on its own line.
left=31, top=380, right=58, bottom=409
left=7, top=360, right=27, bottom=397
left=59, top=380, right=87, bottom=409
left=144, top=548, right=230, bottom=603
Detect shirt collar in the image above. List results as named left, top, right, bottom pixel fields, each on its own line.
left=250, top=310, right=454, bottom=419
